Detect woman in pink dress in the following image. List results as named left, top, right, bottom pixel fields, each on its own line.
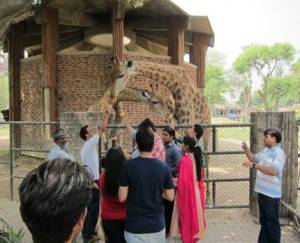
left=170, top=135, right=206, bottom=243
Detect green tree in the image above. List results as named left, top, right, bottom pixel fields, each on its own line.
left=205, top=65, right=228, bottom=105
left=234, top=43, right=295, bottom=111
left=0, top=75, right=9, bottom=112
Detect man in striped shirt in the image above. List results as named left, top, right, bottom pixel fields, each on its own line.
left=242, top=128, right=286, bottom=243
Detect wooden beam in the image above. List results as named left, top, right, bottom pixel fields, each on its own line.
left=168, top=27, right=184, bottom=65
left=8, top=24, right=24, bottom=122
left=8, top=23, right=24, bottom=154
left=42, top=7, right=58, bottom=122
left=126, top=16, right=190, bottom=31
left=112, top=0, right=124, bottom=59
left=189, top=32, right=210, bottom=88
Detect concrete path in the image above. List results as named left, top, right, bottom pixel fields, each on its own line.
left=1, top=199, right=299, bottom=243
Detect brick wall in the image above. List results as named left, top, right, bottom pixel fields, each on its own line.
left=19, top=51, right=198, bottom=157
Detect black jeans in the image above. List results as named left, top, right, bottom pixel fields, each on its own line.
left=258, top=193, right=281, bottom=243
left=82, top=188, right=100, bottom=242
left=163, top=199, right=174, bottom=234
left=102, top=219, right=126, bottom=243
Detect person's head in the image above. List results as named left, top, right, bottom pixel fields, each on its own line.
left=52, top=129, right=67, bottom=147
left=181, top=135, right=203, bottom=181
left=192, top=124, right=204, bottom=140
left=138, top=118, right=156, bottom=132
left=162, top=126, right=176, bottom=143
left=136, top=127, right=154, bottom=152
left=181, top=135, right=197, bottom=153
left=19, top=159, right=93, bottom=243
left=79, top=125, right=94, bottom=141
left=263, top=128, right=281, bottom=147
left=104, top=147, right=127, bottom=197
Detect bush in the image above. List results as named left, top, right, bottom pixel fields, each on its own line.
left=0, top=218, right=24, bottom=243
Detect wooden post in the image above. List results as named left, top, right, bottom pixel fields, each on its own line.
left=189, top=32, right=210, bottom=88
left=112, top=0, right=124, bottom=59
left=42, top=7, right=58, bottom=125
left=168, top=27, right=184, bottom=65
left=8, top=23, right=24, bottom=153
left=250, top=112, right=298, bottom=217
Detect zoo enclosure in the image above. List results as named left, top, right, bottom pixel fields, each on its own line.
left=0, top=118, right=299, bottom=214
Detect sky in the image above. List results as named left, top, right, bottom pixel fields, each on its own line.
left=171, top=0, right=300, bottom=68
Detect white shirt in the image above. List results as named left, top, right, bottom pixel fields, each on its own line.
left=48, top=144, right=75, bottom=161
left=80, top=134, right=100, bottom=180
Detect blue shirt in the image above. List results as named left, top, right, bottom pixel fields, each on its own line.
left=254, top=144, right=286, bottom=198
left=118, top=157, right=174, bottom=234
left=48, top=144, right=75, bottom=161
left=164, top=141, right=182, bottom=177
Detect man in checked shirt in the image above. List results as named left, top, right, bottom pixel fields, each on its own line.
left=242, top=128, right=286, bottom=243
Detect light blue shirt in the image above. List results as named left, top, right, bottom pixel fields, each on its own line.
left=48, top=144, right=75, bottom=161
left=254, top=144, right=286, bottom=198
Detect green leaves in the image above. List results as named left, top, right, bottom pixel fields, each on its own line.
left=205, top=65, right=228, bottom=104
left=0, top=218, right=24, bottom=243
left=233, top=43, right=296, bottom=111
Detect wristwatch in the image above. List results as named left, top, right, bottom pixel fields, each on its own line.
left=252, top=163, right=256, bottom=169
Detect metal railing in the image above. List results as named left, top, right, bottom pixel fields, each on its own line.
left=0, top=121, right=252, bottom=208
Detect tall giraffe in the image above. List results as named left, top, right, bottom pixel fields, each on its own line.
left=134, top=61, right=211, bottom=126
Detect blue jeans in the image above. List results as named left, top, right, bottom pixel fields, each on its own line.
left=82, top=188, right=100, bottom=242
left=258, top=193, right=281, bottom=243
left=124, top=229, right=165, bottom=243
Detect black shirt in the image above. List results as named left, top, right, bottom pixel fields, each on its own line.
left=119, top=157, right=174, bottom=234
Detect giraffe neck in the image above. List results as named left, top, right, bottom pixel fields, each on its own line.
left=136, top=62, right=187, bottom=96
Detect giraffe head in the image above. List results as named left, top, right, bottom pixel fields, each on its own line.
left=109, top=56, right=136, bottom=99
left=140, top=82, right=176, bottom=123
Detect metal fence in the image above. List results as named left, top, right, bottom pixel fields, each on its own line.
left=0, top=121, right=252, bottom=210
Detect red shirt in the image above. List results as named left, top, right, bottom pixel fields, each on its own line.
left=100, top=172, right=127, bottom=220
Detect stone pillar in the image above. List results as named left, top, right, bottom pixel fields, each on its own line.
left=250, top=112, right=298, bottom=217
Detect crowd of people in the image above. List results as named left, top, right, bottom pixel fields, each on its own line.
left=18, top=113, right=286, bottom=243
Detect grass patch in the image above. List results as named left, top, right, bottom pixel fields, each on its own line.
left=217, top=127, right=250, bottom=142
left=0, top=126, right=9, bottom=138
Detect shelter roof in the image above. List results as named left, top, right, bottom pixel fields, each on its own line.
left=0, top=0, right=214, bottom=46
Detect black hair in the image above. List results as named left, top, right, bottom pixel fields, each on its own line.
left=19, top=159, right=93, bottom=243
left=194, top=124, right=204, bottom=140
left=79, top=125, right=89, bottom=141
left=138, top=118, right=156, bottom=132
left=136, top=128, right=154, bottom=152
left=183, top=135, right=203, bottom=181
left=163, top=126, right=176, bottom=140
left=263, top=128, right=282, bottom=143
left=104, top=148, right=126, bottom=197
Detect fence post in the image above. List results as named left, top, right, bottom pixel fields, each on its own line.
left=250, top=112, right=298, bottom=217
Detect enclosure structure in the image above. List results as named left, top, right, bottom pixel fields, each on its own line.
left=0, top=0, right=214, bottom=156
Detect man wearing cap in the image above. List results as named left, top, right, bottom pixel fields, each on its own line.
left=48, top=129, right=75, bottom=161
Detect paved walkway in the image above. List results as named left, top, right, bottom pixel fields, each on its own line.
left=1, top=199, right=299, bottom=243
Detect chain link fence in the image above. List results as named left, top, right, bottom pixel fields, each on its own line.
left=0, top=121, right=252, bottom=210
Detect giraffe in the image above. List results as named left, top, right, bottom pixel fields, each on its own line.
left=88, top=56, right=135, bottom=113
left=134, top=61, right=211, bottom=127
left=133, top=61, right=212, bottom=186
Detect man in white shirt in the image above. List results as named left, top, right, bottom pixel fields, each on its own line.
left=79, top=111, right=110, bottom=243
left=48, top=129, right=75, bottom=161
